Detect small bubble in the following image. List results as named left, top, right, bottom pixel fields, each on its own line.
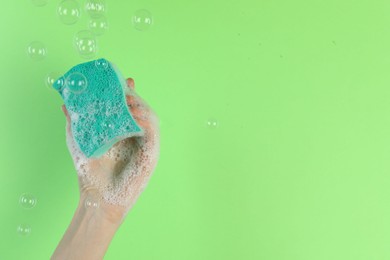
left=31, top=0, right=48, bottom=7
left=27, top=41, right=47, bottom=61
left=17, top=224, right=31, bottom=236
left=46, top=72, right=65, bottom=91
left=133, top=9, right=153, bottom=31
left=58, top=0, right=80, bottom=25
left=74, top=30, right=97, bottom=59
left=85, top=0, right=106, bottom=18
left=66, top=72, right=88, bottom=94
left=89, top=16, right=109, bottom=36
left=19, top=193, right=37, bottom=209
left=206, top=118, right=218, bottom=129
left=85, top=196, right=100, bottom=209
left=95, top=59, right=108, bottom=69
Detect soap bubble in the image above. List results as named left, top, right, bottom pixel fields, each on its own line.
left=58, top=0, right=81, bottom=25
left=88, top=16, right=109, bottom=36
left=27, top=41, right=47, bottom=61
left=133, top=9, right=153, bottom=31
left=17, top=224, right=31, bottom=236
left=66, top=72, right=88, bottom=94
left=31, top=0, right=48, bottom=7
left=206, top=118, right=218, bottom=129
left=85, top=0, right=106, bottom=18
left=95, top=59, right=108, bottom=69
left=19, top=193, right=37, bottom=209
left=74, top=30, right=97, bottom=59
left=85, top=196, right=100, bottom=209
left=46, top=72, right=65, bottom=91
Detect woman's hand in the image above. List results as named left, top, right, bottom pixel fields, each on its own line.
left=62, top=78, right=160, bottom=223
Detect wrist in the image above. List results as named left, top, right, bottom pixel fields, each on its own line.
left=52, top=196, right=123, bottom=260
left=79, top=190, right=128, bottom=224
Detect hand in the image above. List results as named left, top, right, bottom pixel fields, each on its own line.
left=61, top=78, right=160, bottom=222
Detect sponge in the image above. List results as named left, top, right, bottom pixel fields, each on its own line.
left=53, top=58, right=144, bottom=158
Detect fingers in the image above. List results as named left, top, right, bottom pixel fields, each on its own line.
left=61, top=104, right=67, bottom=117
left=62, top=105, right=72, bottom=135
left=124, top=89, right=159, bottom=147
left=124, top=78, right=150, bottom=123
left=62, top=105, right=71, bottom=122
left=126, top=78, right=135, bottom=90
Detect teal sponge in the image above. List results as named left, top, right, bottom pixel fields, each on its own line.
left=53, top=58, right=144, bottom=158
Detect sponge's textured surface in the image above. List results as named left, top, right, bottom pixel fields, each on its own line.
left=53, top=58, right=144, bottom=158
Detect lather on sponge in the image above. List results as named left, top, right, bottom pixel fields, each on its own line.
left=53, top=58, right=144, bottom=158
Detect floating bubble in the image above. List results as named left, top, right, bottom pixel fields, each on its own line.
left=58, top=0, right=81, bottom=25
left=19, top=193, right=37, bottom=209
left=66, top=72, right=88, bottom=94
left=95, top=58, right=108, bottom=69
left=133, top=9, right=153, bottom=31
left=74, top=30, right=97, bottom=59
left=17, top=224, right=31, bottom=236
left=46, top=72, right=65, bottom=91
left=85, top=196, right=100, bottom=209
left=85, top=0, right=106, bottom=18
left=88, top=16, right=109, bottom=36
left=31, top=0, right=48, bottom=7
left=206, top=118, right=218, bottom=129
left=27, top=41, right=47, bottom=61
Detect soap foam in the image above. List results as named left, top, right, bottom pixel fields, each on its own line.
left=65, top=92, right=160, bottom=210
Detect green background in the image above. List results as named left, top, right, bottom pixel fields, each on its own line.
left=1, top=0, right=390, bottom=259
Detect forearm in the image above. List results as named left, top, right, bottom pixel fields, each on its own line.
left=51, top=195, right=123, bottom=260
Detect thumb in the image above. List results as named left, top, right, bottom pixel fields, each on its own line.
left=62, top=105, right=70, bottom=120
left=62, top=105, right=72, bottom=134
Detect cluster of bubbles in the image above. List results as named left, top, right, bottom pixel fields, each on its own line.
left=17, top=193, right=37, bottom=236
left=28, top=0, right=156, bottom=97
left=74, top=30, right=97, bottom=60
left=46, top=71, right=89, bottom=95
left=29, top=6, right=154, bottom=95
left=29, top=0, right=155, bottom=61
left=48, top=58, right=107, bottom=94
